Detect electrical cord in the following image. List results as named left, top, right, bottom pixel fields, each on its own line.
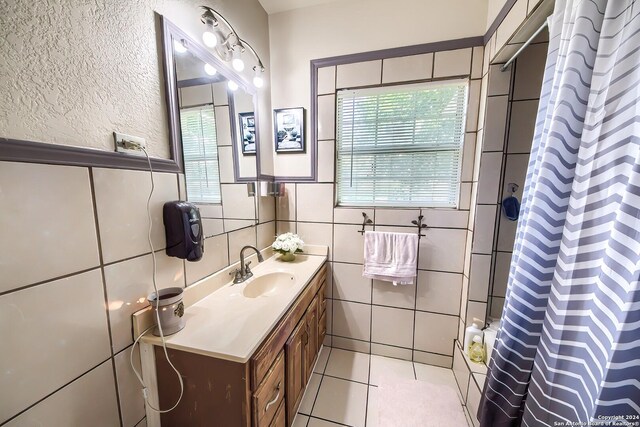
left=129, top=147, right=184, bottom=413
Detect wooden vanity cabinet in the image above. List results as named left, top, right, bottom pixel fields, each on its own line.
left=155, top=263, right=327, bottom=427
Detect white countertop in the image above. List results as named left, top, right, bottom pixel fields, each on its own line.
left=139, top=249, right=327, bottom=363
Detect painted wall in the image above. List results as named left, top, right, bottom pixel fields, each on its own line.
left=0, top=0, right=271, bottom=165
left=267, top=0, right=488, bottom=178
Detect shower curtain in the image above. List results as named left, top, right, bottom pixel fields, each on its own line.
left=479, top=0, right=640, bottom=426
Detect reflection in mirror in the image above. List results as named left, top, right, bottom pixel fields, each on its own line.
left=231, top=90, right=258, bottom=180
left=167, top=21, right=259, bottom=234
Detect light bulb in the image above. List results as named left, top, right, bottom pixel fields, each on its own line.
left=173, top=40, right=187, bottom=53
left=232, top=57, right=245, bottom=72
left=227, top=80, right=239, bottom=91
left=253, top=67, right=264, bottom=88
left=202, top=31, right=218, bottom=48
left=204, top=63, right=217, bottom=76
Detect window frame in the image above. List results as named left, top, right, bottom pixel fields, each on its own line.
left=334, top=78, right=469, bottom=209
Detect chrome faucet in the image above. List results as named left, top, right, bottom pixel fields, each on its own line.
left=229, top=245, right=264, bottom=284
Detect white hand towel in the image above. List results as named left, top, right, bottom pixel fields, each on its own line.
left=362, top=231, right=418, bottom=285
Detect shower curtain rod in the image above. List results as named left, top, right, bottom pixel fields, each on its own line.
left=500, top=19, right=549, bottom=72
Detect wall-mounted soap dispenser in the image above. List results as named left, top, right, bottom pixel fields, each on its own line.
left=163, top=201, right=204, bottom=261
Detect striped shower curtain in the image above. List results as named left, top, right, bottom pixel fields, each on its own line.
left=479, top=0, right=640, bottom=426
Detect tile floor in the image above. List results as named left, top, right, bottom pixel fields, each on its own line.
left=293, top=346, right=472, bottom=427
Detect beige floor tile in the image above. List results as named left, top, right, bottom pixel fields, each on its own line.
left=414, top=362, right=460, bottom=400
left=293, top=414, right=309, bottom=427
left=369, top=355, right=415, bottom=386
left=308, top=417, right=344, bottom=426
left=366, top=385, right=378, bottom=427
left=299, top=373, right=322, bottom=414
left=324, top=348, right=370, bottom=383
left=314, top=346, right=331, bottom=374
left=311, top=376, right=368, bottom=427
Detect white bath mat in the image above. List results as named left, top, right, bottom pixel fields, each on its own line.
left=375, top=376, right=469, bottom=427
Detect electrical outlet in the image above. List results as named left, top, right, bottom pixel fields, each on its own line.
left=114, top=132, right=146, bottom=154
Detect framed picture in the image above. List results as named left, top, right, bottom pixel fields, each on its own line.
left=274, top=107, right=305, bottom=153
left=238, top=112, right=256, bottom=155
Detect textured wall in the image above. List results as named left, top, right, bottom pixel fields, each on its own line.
left=267, top=0, right=488, bottom=178
left=0, top=0, right=270, bottom=159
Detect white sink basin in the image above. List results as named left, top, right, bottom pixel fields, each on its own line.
left=243, top=271, right=296, bottom=298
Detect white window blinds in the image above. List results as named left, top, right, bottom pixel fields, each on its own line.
left=180, top=105, right=222, bottom=204
left=336, top=80, right=468, bottom=208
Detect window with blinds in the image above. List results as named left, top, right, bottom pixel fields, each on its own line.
left=180, top=105, right=222, bottom=204
left=336, top=80, right=468, bottom=208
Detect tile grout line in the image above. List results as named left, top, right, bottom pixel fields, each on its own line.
left=89, top=167, right=125, bottom=427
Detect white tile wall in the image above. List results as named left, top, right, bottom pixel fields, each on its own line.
left=476, top=152, right=503, bottom=204
left=414, top=311, right=458, bottom=356
left=332, top=262, right=371, bottom=303
left=333, top=300, right=372, bottom=341
left=469, top=254, right=491, bottom=302
left=297, top=222, right=333, bottom=260
left=371, top=305, right=415, bottom=348
left=317, top=95, right=336, bottom=140
left=1, top=154, right=276, bottom=426
left=185, top=234, right=230, bottom=285
left=317, top=66, right=336, bottom=95
left=214, top=106, right=233, bottom=146
left=115, top=347, right=146, bottom=427
left=221, top=184, right=257, bottom=219
left=508, top=100, right=539, bottom=153
left=372, top=279, right=415, bottom=309
left=433, top=48, right=472, bottom=77
left=93, top=168, right=179, bottom=264
left=0, top=269, right=111, bottom=423
left=415, top=271, right=462, bottom=315
left=0, top=162, right=99, bottom=293
left=483, top=96, right=509, bottom=151
left=296, top=184, right=334, bottom=222
left=382, top=53, right=433, bottom=83
left=4, top=362, right=120, bottom=427
left=105, top=252, right=185, bottom=352
left=336, top=60, right=382, bottom=88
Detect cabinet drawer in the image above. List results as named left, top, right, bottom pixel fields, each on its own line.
left=253, top=351, right=285, bottom=426
left=270, top=401, right=286, bottom=427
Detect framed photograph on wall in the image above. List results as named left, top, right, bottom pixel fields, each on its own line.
left=274, top=107, right=305, bottom=153
left=238, top=112, right=256, bottom=155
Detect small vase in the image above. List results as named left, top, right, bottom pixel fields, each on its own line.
left=279, top=252, right=296, bottom=262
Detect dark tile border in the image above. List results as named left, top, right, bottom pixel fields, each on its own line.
left=0, top=137, right=181, bottom=173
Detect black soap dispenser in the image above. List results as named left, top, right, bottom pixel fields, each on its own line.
left=163, top=201, right=204, bottom=261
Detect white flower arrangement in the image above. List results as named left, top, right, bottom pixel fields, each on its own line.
left=272, top=232, right=304, bottom=255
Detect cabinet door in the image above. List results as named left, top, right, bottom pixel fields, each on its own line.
left=285, top=320, right=307, bottom=426
left=305, top=295, right=319, bottom=380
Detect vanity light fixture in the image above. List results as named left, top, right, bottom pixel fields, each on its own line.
left=231, top=48, right=245, bottom=72
left=227, top=80, right=239, bottom=91
left=200, top=6, right=266, bottom=87
left=253, top=66, right=264, bottom=88
left=173, top=39, right=187, bottom=53
left=204, top=63, right=217, bottom=76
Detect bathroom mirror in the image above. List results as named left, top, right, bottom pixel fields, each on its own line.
left=162, top=17, right=259, bottom=233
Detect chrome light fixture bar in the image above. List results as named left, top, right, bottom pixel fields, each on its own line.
left=200, top=6, right=266, bottom=87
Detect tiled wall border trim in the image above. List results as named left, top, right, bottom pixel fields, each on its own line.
left=0, top=137, right=181, bottom=173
